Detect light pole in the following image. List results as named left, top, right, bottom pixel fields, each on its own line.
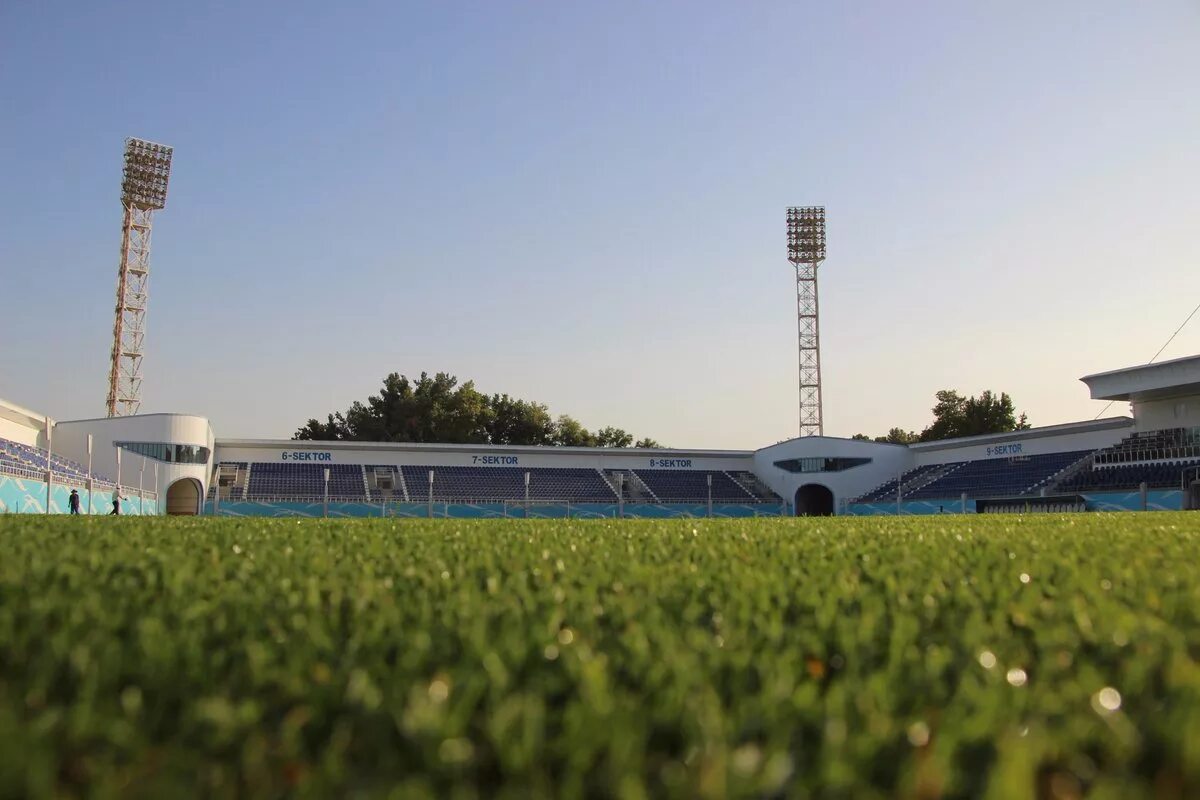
left=428, top=470, right=434, bottom=518
left=115, top=445, right=123, bottom=514
left=323, top=468, right=330, bottom=518
left=1183, top=465, right=1200, bottom=510
left=786, top=206, right=827, bottom=438
left=44, top=416, right=52, bottom=514
left=106, top=138, right=173, bottom=417
left=706, top=473, right=713, bottom=518
left=86, top=434, right=93, bottom=514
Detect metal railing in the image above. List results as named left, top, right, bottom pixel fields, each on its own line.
left=0, top=460, right=158, bottom=501
left=206, top=493, right=786, bottom=518
left=209, top=492, right=781, bottom=506
left=387, top=499, right=785, bottom=519
left=0, top=460, right=123, bottom=490
left=1184, top=465, right=1200, bottom=487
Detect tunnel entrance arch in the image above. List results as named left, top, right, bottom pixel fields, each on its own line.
left=794, top=484, right=834, bottom=516
left=165, top=478, right=202, bottom=515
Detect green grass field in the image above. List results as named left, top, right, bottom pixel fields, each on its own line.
left=1, top=515, right=1198, bottom=798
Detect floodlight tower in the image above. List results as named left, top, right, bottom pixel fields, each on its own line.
left=105, top=138, right=173, bottom=417
left=787, top=206, right=827, bottom=437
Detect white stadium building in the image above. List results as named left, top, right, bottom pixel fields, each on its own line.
left=3, top=354, right=1198, bottom=517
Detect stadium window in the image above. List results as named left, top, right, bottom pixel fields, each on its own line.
left=116, top=441, right=211, bottom=464
left=772, top=456, right=872, bottom=473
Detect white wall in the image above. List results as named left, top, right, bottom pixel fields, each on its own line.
left=751, top=437, right=914, bottom=510
left=1133, top=396, right=1200, bottom=432
left=750, top=421, right=1135, bottom=513
left=1082, top=355, right=1200, bottom=405
left=910, top=422, right=1132, bottom=467
left=0, top=397, right=47, bottom=447
left=215, top=442, right=756, bottom=473
left=53, top=414, right=215, bottom=512
left=0, top=415, right=40, bottom=446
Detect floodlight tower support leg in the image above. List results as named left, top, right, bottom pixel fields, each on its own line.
left=105, top=204, right=154, bottom=417
left=796, top=261, right=823, bottom=437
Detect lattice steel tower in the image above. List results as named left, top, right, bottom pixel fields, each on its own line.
left=106, top=138, right=173, bottom=417
left=787, top=206, right=827, bottom=437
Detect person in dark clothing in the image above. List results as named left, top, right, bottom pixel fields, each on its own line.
left=68, top=490, right=81, bottom=515
left=109, top=497, right=121, bottom=516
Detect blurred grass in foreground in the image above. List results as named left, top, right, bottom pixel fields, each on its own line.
left=0, top=514, right=1198, bottom=798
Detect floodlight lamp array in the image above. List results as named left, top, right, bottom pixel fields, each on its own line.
left=121, top=138, right=173, bottom=209
left=787, top=206, right=826, bottom=263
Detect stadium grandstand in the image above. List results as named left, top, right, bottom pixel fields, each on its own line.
left=3, top=354, right=1199, bottom=517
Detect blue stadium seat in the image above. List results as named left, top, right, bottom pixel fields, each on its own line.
left=855, top=451, right=1093, bottom=502
left=906, top=451, right=1091, bottom=499
left=245, top=463, right=364, bottom=499
left=0, top=437, right=113, bottom=484
left=401, top=466, right=618, bottom=502
left=632, top=470, right=754, bottom=502
left=1055, top=428, right=1200, bottom=492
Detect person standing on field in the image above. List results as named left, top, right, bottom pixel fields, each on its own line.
left=68, top=489, right=81, bottom=515
left=109, top=496, right=120, bottom=515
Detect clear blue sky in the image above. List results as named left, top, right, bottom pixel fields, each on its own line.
left=2, top=1, right=1198, bottom=447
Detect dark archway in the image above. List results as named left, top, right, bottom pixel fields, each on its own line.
left=795, top=483, right=834, bottom=516
left=166, top=478, right=202, bottom=515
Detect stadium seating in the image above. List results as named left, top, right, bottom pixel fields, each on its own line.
left=905, top=451, right=1092, bottom=499
left=1092, top=426, right=1200, bottom=465
left=854, top=450, right=1093, bottom=502
left=401, top=466, right=619, bottom=502
left=1052, top=428, right=1200, bottom=492
left=851, top=431, right=1200, bottom=504
left=213, top=462, right=630, bottom=503
left=856, top=463, right=955, bottom=502
left=208, top=462, right=248, bottom=500
left=632, top=469, right=755, bottom=502
left=525, top=468, right=619, bottom=501
left=727, top=471, right=784, bottom=502
left=210, top=461, right=790, bottom=504
left=246, top=463, right=364, bottom=499
left=1056, top=460, right=1200, bottom=492
left=366, top=464, right=403, bottom=501
left=0, top=437, right=111, bottom=484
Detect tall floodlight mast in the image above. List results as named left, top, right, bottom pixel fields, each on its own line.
left=787, top=206, right=827, bottom=437
left=106, top=138, right=172, bottom=417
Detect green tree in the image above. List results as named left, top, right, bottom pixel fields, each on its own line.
left=875, top=427, right=920, bottom=445
left=485, top=394, right=556, bottom=446
left=849, top=390, right=1030, bottom=445
left=594, top=427, right=634, bottom=448
left=294, top=373, right=660, bottom=447
left=553, top=415, right=596, bottom=447
left=850, top=433, right=872, bottom=442
left=345, top=372, right=491, bottom=443
left=294, top=413, right=349, bottom=441
left=918, top=390, right=968, bottom=442
left=918, top=389, right=1029, bottom=442
left=633, top=437, right=663, bottom=448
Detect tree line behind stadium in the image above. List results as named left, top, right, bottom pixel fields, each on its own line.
left=294, top=371, right=1028, bottom=447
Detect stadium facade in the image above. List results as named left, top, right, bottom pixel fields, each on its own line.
left=2, top=354, right=1199, bottom=516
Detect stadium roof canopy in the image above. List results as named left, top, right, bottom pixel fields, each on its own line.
left=0, top=396, right=47, bottom=429
left=1081, top=353, right=1200, bottom=402
left=216, top=438, right=755, bottom=457
left=907, top=416, right=1132, bottom=453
